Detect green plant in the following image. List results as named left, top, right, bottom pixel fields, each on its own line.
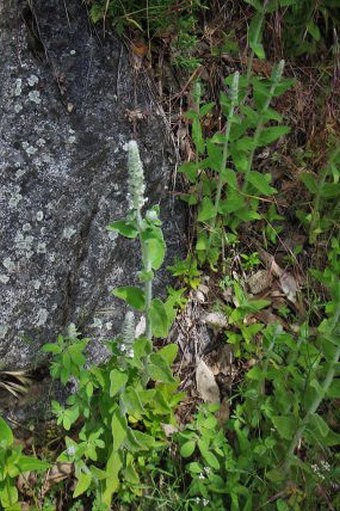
left=297, top=144, right=340, bottom=244
left=179, top=60, right=293, bottom=267
left=171, top=234, right=340, bottom=510
left=42, top=141, right=184, bottom=510
left=0, top=417, right=50, bottom=510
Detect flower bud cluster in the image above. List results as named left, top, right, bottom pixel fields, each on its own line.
left=127, top=140, right=146, bottom=211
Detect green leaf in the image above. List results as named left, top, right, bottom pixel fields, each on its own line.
left=0, top=483, right=18, bottom=508
left=107, top=220, right=138, bottom=239
left=326, top=378, right=340, bottom=398
left=42, top=343, right=62, bottom=354
left=180, top=440, right=196, bottom=458
left=112, top=286, right=145, bottom=310
left=200, top=102, right=215, bottom=117
left=197, top=196, right=215, bottom=222
left=143, top=232, right=166, bottom=270
left=112, top=411, right=127, bottom=451
left=149, top=299, right=169, bottom=338
left=109, top=369, right=128, bottom=397
left=157, top=344, right=178, bottom=365
left=250, top=41, right=266, bottom=59
left=103, top=450, right=122, bottom=504
left=308, top=413, right=329, bottom=438
left=247, top=171, right=277, bottom=196
left=307, top=20, right=321, bottom=41
left=299, top=172, right=318, bottom=194
left=244, top=0, right=263, bottom=11
left=272, top=415, right=297, bottom=440
left=186, top=461, right=203, bottom=474
left=73, top=470, right=92, bottom=498
left=0, top=417, right=13, bottom=447
left=257, top=126, right=290, bottom=146
left=18, top=456, right=50, bottom=472
left=197, top=439, right=220, bottom=469
left=148, top=353, right=176, bottom=383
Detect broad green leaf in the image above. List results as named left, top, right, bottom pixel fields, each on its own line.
left=0, top=417, right=13, bottom=447
left=257, top=126, right=290, bottom=146
left=196, top=231, right=209, bottom=251
left=112, top=286, right=145, bottom=310
left=18, top=456, right=50, bottom=472
left=180, top=440, right=196, bottom=458
left=149, top=299, right=169, bottom=338
left=200, top=102, right=215, bottom=117
left=107, top=220, right=138, bottom=239
left=103, top=450, right=122, bottom=504
left=197, top=196, right=215, bottom=222
left=320, top=183, right=340, bottom=198
left=250, top=41, right=266, bottom=59
left=266, top=466, right=286, bottom=482
left=307, top=20, right=321, bottom=41
left=327, top=378, right=340, bottom=398
left=247, top=171, right=277, bottom=195
left=73, top=470, right=92, bottom=498
left=308, top=413, right=329, bottom=438
left=218, top=191, right=245, bottom=213
left=130, top=429, right=155, bottom=450
left=193, top=117, right=205, bottom=155
left=197, top=439, right=220, bottom=469
left=112, top=411, right=127, bottom=451
left=42, top=343, right=62, bottom=354
left=299, top=172, right=318, bottom=194
left=157, top=343, right=178, bottom=365
left=121, top=386, right=145, bottom=416
left=109, top=369, right=128, bottom=397
left=186, top=461, right=203, bottom=474
left=144, top=234, right=165, bottom=270
left=178, top=161, right=201, bottom=183
left=148, top=353, right=176, bottom=384
left=0, top=483, right=18, bottom=508
left=272, top=415, right=297, bottom=440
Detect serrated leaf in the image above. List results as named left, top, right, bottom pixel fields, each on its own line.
left=107, top=220, right=138, bottom=239
left=73, top=470, right=92, bottom=498
left=308, top=413, right=329, bottom=438
left=247, top=171, right=277, bottom=196
left=197, top=196, right=215, bottom=222
left=157, top=343, right=178, bottom=365
left=109, top=369, right=128, bottom=397
left=257, top=126, right=290, bottom=146
left=112, top=411, right=127, bottom=451
left=148, top=353, right=176, bottom=383
left=198, top=438, right=220, bottom=469
left=272, top=415, right=297, bottom=440
left=112, top=286, right=145, bottom=310
left=149, top=299, right=169, bottom=338
left=326, top=378, right=340, bottom=398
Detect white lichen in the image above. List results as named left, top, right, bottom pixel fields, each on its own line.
left=67, top=135, right=76, bottom=144
left=37, top=242, right=47, bottom=254
left=22, top=223, right=32, bottom=232
left=14, top=232, right=34, bottom=251
left=36, top=210, right=44, bottom=221
left=70, top=49, right=76, bottom=55
left=14, top=78, right=22, bottom=96
left=15, top=169, right=25, bottom=179
left=28, top=90, right=41, bottom=104
left=0, top=324, right=8, bottom=339
left=62, top=226, right=77, bottom=240
left=14, top=103, right=23, bottom=113
left=3, top=257, right=15, bottom=272
left=33, top=280, right=41, bottom=290
left=22, top=142, right=37, bottom=155
left=36, top=138, right=46, bottom=147
left=35, top=308, right=48, bottom=327
left=27, top=74, right=39, bottom=86
left=91, top=318, right=103, bottom=329
left=0, top=275, right=10, bottom=284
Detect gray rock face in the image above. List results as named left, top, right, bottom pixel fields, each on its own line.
left=0, top=0, right=184, bottom=371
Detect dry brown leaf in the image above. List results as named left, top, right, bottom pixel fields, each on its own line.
left=196, top=359, right=220, bottom=404
left=279, top=272, right=298, bottom=303
left=247, top=270, right=272, bottom=294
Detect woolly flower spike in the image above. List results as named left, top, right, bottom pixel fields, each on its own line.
left=128, top=140, right=146, bottom=211
left=121, top=310, right=135, bottom=347
left=272, top=59, right=285, bottom=84
left=229, top=71, right=240, bottom=104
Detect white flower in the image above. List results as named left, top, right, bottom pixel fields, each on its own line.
left=66, top=446, right=75, bottom=457
left=198, top=473, right=205, bottom=480
left=203, top=498, right=209, bottom=506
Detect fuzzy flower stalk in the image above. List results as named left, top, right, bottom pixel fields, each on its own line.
left=127, top=141, right=153, bottom=339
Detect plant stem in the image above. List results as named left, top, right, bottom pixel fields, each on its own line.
left=136, top=209, right=153, bottom=340
left=208, top=72, right=239, bottom=248
left=243, top=60, right=285, bottom=188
